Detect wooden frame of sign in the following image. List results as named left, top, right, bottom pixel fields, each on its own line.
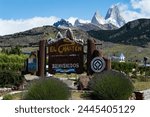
left=48, top=38, right=84, bottom=74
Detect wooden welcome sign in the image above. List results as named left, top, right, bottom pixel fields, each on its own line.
left=36, top=28, right=110, bottom=77
left=48, top=38, right=84, bottom=74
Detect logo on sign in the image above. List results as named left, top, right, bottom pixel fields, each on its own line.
left=91, top=57, right=106, bottom=72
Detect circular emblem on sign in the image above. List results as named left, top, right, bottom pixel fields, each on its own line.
left=91, top=57, right=106, bottom=73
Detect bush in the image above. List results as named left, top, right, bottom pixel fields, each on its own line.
left=0, top=70, right=23, bottom=88
left=0, top=53, right=27, bottom=71
left=1, top=46, right=22, bottom=55
left=89, top=70, right=134, bottom=100
left=138, top=66, right=150, bottom=76
left=23, top=78, right=71, bottom=100
left=0, top=63, right=24, bottom=71
left=3, top=94, right=13, bottom=100
left=112, top=62, right=137, bottom=74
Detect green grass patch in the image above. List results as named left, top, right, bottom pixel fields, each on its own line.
left=2, top=92, right=24, bottom=100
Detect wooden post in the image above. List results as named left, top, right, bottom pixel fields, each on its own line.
left=87, top=39, right=96, bottom=75
left=38, top=40, right=46, bottom=78
left=106, top=58, right=111, bottom=70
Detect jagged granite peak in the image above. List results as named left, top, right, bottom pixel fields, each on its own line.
left=105, top=5, right=126, bottom=27
left=74, top=19, right=82, bottom=26
left=91, top=11, right=106, bottom=25
left=53, top=19, right=72, bottom=28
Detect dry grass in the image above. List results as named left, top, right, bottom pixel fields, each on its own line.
left=133, top=81, right=150, bottom=91
left=70, top=90, right=91, bottom=100
left=103, top=43, right=150, bottom=61
left=70, top=91, right=84, bottom=100
left=54, top=73, right=78, bottom=79
left=11, top=93, right=23, bottom=100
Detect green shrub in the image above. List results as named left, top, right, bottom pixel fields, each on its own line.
left=0, top=63, right=24, bottom=71
left=0, top=70, right=23, bottom=88
left=3, top=94, right=13, bottom=100
left=23, top=78, right=71, bottom=100
left=138, top=66, right=150, bottom=76
left=1, top=46, right=22, bottom=55
left=0, top=53, right=27, bottom=71
left=137, top=76, right=147, bottom=82
left=89, top=70, right=134, bottom=100
left=112, top=62, right=137, bottom=74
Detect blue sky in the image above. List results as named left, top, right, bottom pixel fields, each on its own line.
left=0, top=0, right=150, bottom=35
left=0, top=0, right=130, bottom=19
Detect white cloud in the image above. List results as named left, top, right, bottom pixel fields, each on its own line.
left=67, top=17, right=90, bottom=25
left=79, top=19, right=91, bottom=24
left=0, top=16, right=91, bottom=36
left=131, top=0, right=150, bottom=15
left=0, top=16, right=59, bottom=36
left=67, top=17, right=78, bottom=25
left=118, top=0, right=150, bottom=22
left=118, top=3, right=143, bottom=22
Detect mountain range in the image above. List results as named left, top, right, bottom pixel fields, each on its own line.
left=53, top=5, right=125, bottom=31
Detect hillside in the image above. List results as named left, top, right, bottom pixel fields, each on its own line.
left=88, top=19, right=150, bottom=47
left=102, top=42, right=150, bottom=62
left=0, top=26, right=96, bottom=47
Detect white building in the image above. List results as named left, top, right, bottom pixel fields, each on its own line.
left=119, top=53, right=125, bottom=62
left=111, top=53, right=125, bottom=62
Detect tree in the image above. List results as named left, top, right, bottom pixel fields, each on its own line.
left=10, top=46, right=22, bottom=55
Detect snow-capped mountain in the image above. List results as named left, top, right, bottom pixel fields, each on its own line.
left=74, top=19, right=82, bottom=26
left=91, top=11, right=106, bottom=25
left=53, top=19, right=72, bottom=28
left=90, top=11, right=117, bottom=30
left=105, top=5, right=126, bottom=27
left=91, top=6, right=125, bottom=28
left=53, top=5, right=125, bottom=30
left=74, top=18, right=110, bottom=31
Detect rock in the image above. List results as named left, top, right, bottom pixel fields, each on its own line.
left=78, top=76, right=91, bottom=90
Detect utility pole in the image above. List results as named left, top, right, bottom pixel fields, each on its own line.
left=144, top=57, right=148, bottom=79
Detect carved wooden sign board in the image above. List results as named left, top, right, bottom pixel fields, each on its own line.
left=48, top=38, right=84, bottom=74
